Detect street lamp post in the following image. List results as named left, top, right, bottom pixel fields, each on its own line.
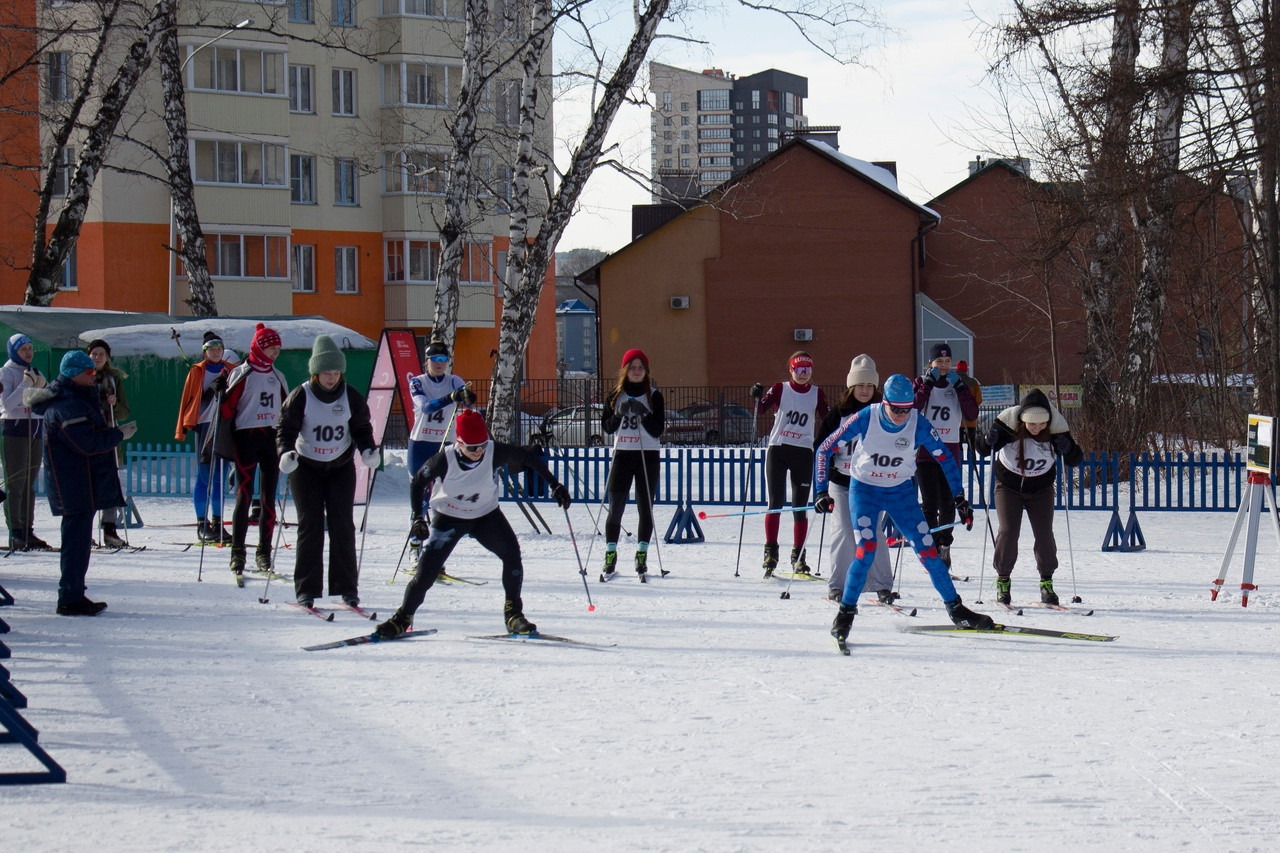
left=168, top=18, right=253, bottom=315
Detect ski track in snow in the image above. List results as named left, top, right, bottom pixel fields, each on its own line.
left=3, top=459, right=1280, bottom=851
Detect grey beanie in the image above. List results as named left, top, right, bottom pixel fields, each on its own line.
left=308, top=335, right=346, bottom=374
left=846, top=354, right=879, bottom=388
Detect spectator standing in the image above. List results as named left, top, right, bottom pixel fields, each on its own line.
left=0, top=333, right=51, bottom=550
left=88, top=339, right=130, bottom=548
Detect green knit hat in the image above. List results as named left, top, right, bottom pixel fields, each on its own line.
left=308, top=335, right=346, bottom=374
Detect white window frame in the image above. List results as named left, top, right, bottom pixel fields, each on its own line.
left=292, top=244, right=316, bottom=292
left=197, top=233, right=290, bottom=280
left=46, top=51, right=71, bottom=102
left=334, top=157, right=358, bottom=205
left=49, top=146, right=75, bottom=196
left=288, top=64, right=314, bottom=113
left=382, top=150, right=447, bottom=194
left=289, top=154, right=315, bottom=203
left=332, top=68, right=356, bottom=116
left=192, top=139, right=286, bottom=186
left=187, top=45, right=285, bottom=96
left=335, top=246, right=359, bottom=293
left=57, top=245, right=77, bottom=290
left=381, top=61, right=455, bottom=107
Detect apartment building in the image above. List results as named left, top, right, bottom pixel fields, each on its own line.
left=648, top=61, right=815, bottom=202
left=9, top=0, right=557, bottom=376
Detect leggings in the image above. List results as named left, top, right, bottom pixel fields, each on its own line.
left=231, top=427, right=279, bottom=553
left=605, top=449, right=659, bottom=543
left=764, top=443, right=812, bottom=547
left=401, top=508, right=524, bottom=617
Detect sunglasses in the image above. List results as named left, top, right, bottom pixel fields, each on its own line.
left=429, top=355, right=449, bottom=364
left=886, top=404, right=913, bottom=415
left=460, top=442, right=486, bottom=453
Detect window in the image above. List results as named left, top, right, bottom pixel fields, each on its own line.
left=292, top=244, right=315, bottom=292
left=662, top=131, right=672, bottom=141
left=699, top=127, right=731, bottom=139
left=335, top=246, right=358, bottom=292
left=492, top=0, right=525, bottom=37
left=785, top=92, right=795, bottom=113
left=334, top=157, right=358, bottom=204
left=680, top=116, right=689, bottom=126
left=751, top=90, right=760, bottom=109
left=661, top=91, right=671, bottom=110
left=663, top=117, right=672, bottom=127
left=57, top=246, right=76, bottom=291
left=193, top=139, right=286, bottom=186
left=699, top=114, right=730, bottom=126
left=202, top=234, right=289, bottom=279
left=46, top=52, right=71, bottom=102
left=332, top=68, right=356, bottom=115
left=767, top=113, right=778, bottom=124
left=289, top=154, right=315, bottom=203
left=700, top=142, right=730, bottom=153
left=189, top=46, right=284, bottom=95
left=680, top=158, right=690, bottom=168
left=699, top=156, right=730, bottom=167
left=662, top=158, right=672, bottom=168
left=680, top=101, right=689, bottom=111
left=703, top=170, right=731, bottom=183
left=289, top=0, right=314, bottom=23
left=381, top=0, right=451, bottom=15
left=495, top=80, right=520, bottom=127
left=383, top=239, right=489, bottom=284
left=495, top=250, right=507, bottom=297
left=288, top=65, right=314, bottom=113
left=681, top=144, right=690, bottom=154
left=332, top=0, right=355, bottom=26
left=382, top=62, right=455, bottom=107
left=383, top=150, right=448, bottom=194
left=663, top=144, right=671, bottom=154
left=681, top=130, right=689, bottom=140
left=49, top=146, right=75, bottom=196
left=698, top=89, right=729, bottom=111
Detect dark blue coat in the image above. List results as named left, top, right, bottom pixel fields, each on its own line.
left=29, top=378, right=125, bottom=516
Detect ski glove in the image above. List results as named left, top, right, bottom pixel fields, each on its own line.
left=211, top=372, right=229, bottom=394
left=814, top=492, right=835, bottom=514
left=361, top=447, right=381, bottom=468
left=279, top=451, right=300, bottom=474
left=410, top=517, right=430, bottom=541
left=926, top=367, right=942, bottom=385
left=622, top=398, right=646, bottom=416
left=749, top=382, right=765, bottom=399
left=1052, top=433, right=1073, bottom=455
left=450, top=387, right=476, bottom=405
left=118, top=421, right=138, bottom=440
left=954, top=494, right=974, bottom=530
left=551, top=483, right=571, bottom=510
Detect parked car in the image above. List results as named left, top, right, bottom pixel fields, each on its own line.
left=674, top=401, right=757, bottom=445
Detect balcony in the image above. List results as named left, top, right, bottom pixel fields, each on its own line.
left=384, top=282, right=495, bottom=328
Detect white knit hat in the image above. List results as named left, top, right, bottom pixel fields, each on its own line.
left=846, top=354, right=879, bottom=388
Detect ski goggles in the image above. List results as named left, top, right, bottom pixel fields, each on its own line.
left=460, top=442, right=486, bottom=453
left=428, top=354, right=450, bottom=364
left=202, top=339, right=224, bottom=350
left=886, top=404, right=913, bottom=415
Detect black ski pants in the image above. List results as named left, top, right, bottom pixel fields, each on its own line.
left=231, top=427, right=279, bottom=554
left=605, top=449, right=660, bottom=544
left=993, top=482, right=1058, bottom=579
left=289, top=458, right=358, bottom=601
left=400, top=508, right=523, bottom=618
left=916, top=449, right=959, bottom=548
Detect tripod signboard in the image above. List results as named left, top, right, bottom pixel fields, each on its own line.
left=1211, top=414, right=1280, bottom=606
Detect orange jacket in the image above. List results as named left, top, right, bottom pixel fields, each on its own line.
left=176, top=360, right=218, bottom=441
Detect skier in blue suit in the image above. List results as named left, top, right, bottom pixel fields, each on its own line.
left=814, top=373, right=994, bottom=645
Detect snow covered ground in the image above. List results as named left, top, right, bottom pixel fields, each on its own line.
left=4, top=457, right=1280, bottom=852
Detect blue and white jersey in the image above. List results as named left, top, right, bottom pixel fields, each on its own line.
left=409, top=371, right=466, bottom=443
left=815, top=403, right=962, bottom=496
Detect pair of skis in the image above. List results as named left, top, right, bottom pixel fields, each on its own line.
left=288, top=600, right=377, bottom=622
left=302, top=628, right=615, bottom=652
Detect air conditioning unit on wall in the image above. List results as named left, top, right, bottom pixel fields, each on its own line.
left=670, top=296, right=690, bottom=309
left=794, top=328, right=814, bottom=342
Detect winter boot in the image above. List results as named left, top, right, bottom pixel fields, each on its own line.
left=938, top=544, right=952, bottom=568
left=876, top=588, right=900, bottom=605
left=791, top=546, right=812, bottom=575
left=229, top=547, right=246, bottom=575
left=101, top=523, right=126, bottom=548
left=25, top=532, right=51, bottom=550
left=504, top=598, right=537, bottom=635
left=762, top=543, right=779, bottom=578
left=828, top=587, right=842, bottom=602
left=635, top=549, right=648, bottom=577
left=296, top=592, right=314, bottom=609
left=601, top=550, right=617, bottom=579
left=255, top=549, right=272, bottom=572
left=197, top=519, right=212, bottom=543
left=995, top=577, right=1012, bottom=605
left=830, top=603, right=857, bottom=641
left=376, top=610, right=413, bottom=639
left=210, top=516, right=232, bottom=545
left=56, top=597, right=108, bottom=616
left=1039, top=578, right=1059, bottom=606
left=945, top=597, right=995, bottom=630
left=342, top=593, right=360, bottom=608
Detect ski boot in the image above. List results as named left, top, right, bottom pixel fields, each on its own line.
left=995, top=577, right=1012, bottom=605
left=296, top=593, right=314, bottom=609
left=791, top=546, right=812, bottom=575
left=504, top=598, right=537, bottom=635
left=635, top=549, right=648, bottom=581
left=376, top=610, right=413, bottom=639
left=831, top=604, right=857, bottom=654
left=56, top=597, right=108, bottom=616
left=762, top=543, right=779, bottom=579
left=601, top=549, right=617, bottom=580
left=1039, top=578, right=1059, bottom=606
left=101, top=523, right=126, bottom=549
left=210, top=516, right=232, bottom=545
left=944, top=596, right=995, bottom=630
left=25, top=532, right=51, bottom=550
left=828, top=588, right=842, bottom=602
left=255, top=549, right=272, bottom=572
left=197, top=519, right=212, bottom=543
left=342, top=593, right=360, bottom=608
left=876, top=588, right=900, bottom=605
left=229, top=547, right=246, bottom=575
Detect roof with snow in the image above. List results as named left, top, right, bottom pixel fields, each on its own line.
left=0, top=306, right=375, bottom=358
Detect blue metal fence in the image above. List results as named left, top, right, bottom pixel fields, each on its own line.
left=107, top=444, right=1254, bottom=513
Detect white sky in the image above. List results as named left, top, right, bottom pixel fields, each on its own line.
left=558, top=0, right=1012, bottom=253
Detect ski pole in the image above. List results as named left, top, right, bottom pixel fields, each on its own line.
left=1060, top=451, right=1082, bottom=603
left=812, top=512, right=827, bottom=580
left=356, top=466, right=378, bottom=574
left=973, top=454, right=997, bottom=603
left=780, top=512, right=817, bottom=600
left=732, top=406, right=759, bottom=578
left=563, top=508, right=595, bottom=611
left=170, top=327, right=191, bottom=365
left=260, top=486, right=289, bottom=605
left=637, top=447, right=667, bottom=578
left=388, top=532, right=412, bottom=585
left=702, top=504, right=816, bottom=521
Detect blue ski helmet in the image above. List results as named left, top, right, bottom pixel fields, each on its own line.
left=883, top=374, right=914, bottom=406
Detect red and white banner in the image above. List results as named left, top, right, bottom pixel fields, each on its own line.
left=358, top=329, right=421, bottom=505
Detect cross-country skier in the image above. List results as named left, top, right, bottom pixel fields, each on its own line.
left=814, top=354, right=895, bottom=604
left=276, top=335, right=379, bottom=609
left=175, top=331, right=233, bottom=544
left=911, top=343, right=979, bottom=568
left=406, top=337, right=474, bottom=555
left=750, top=351, right=829, bottom=577
left=981, top=388, right=1083, bottom=605
left=211, top=323, right=289, bottom=579
left=375, top=409, right=571, bottom=639
left=814, top=373, right=994, bottom=646
left=600, top=348, right=664, bottom=580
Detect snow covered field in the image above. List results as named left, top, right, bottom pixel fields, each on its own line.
left=3, top=457, right=1280, bottom=852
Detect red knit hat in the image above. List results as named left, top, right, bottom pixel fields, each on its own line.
left=956, top=360, right=969, bottom=373
left=621, top=348, right=648, bottom=369
left=455, top=409, right=488, bottom=445
left=253, top=323, right=282, bottom=350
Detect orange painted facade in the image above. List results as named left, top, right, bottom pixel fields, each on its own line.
left=0, top=0, right=40, bottom=301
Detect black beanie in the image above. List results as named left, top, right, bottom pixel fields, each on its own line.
left=928, top=342, right=953, bottom=362
left=425, top=338, right=450, bottom=359
left=202, top=331, right=222, bottom=346
left=87, top=338, right=110, bottom=355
